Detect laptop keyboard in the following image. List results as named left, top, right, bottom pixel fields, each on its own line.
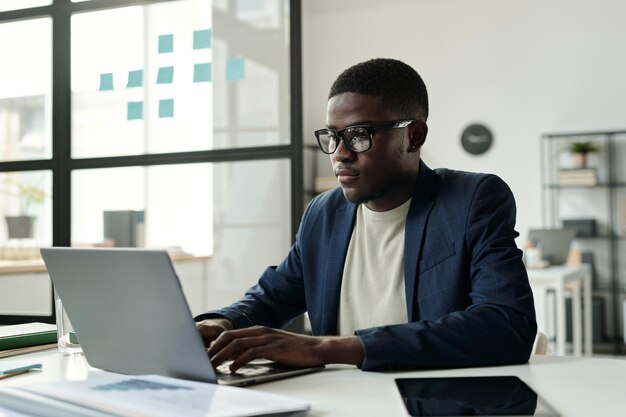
left=216, top=362, right=275, bottom=377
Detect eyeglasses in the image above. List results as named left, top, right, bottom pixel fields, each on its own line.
left=314, top=120, right=415, bottom=154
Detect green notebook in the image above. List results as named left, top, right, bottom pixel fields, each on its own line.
left=0, top=322, right=57, bottom=351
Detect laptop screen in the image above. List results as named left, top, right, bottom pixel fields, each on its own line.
left=527, top=228, right=575, bottom=265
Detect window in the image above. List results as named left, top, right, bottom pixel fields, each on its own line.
left=0, top=0, right=302, bottom=324
left=0, top=18, right=52, bottom=161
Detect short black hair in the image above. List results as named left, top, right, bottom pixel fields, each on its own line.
left=328, top=58, right=429, bottom=120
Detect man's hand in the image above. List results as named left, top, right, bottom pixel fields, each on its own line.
left=208, top=326, right=365, bottom=372
left=196, top=318, right=234, bottom=347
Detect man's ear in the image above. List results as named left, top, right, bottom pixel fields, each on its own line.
left=408, top=121, right=428, bottom=153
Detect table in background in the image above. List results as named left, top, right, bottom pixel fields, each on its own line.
left=0, top=254, right=210, bottom=320
left=527, top=264, right=592, bottom=356
left=2, top=351, right=626, bottom=417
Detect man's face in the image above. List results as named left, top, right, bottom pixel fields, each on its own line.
left=326, top=92, right=420, bottom=212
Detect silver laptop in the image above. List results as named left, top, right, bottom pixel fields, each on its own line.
left=527, top=228, right=576, bottom=265
left=40, top=247, right=323, bottom=386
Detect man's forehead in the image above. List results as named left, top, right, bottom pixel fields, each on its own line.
left=326, top=93, right=391, bottom=127
left=327, top=92, right=385, bottom=110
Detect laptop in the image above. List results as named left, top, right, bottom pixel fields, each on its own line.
left=40, top=247, right=323, bottom=386
left=527, top=228, right=576, bottom=265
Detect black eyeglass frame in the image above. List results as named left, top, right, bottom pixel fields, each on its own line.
left=313, top=119, right=416, bottom=154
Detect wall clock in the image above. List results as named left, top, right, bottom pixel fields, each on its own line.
left=461, top=124, right=493, bottom=155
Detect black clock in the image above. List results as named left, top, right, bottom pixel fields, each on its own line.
left=461, top=124, right=493, bottom=155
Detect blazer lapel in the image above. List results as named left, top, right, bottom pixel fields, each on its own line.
left=321, top=202, right=357, bottom=335
left=404, top=161, right=439, bottom=321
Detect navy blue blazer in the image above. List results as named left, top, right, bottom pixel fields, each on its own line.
left=197, top=161, right=537, bottom=371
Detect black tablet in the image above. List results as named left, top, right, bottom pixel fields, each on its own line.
left=395, top=376, right=559, bottom=416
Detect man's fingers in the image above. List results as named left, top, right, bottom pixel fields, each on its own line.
left=196, top=319, right=235, bottom=347
left=229, top=347, right=267, bottom=372
left=210, top=332, right=271, bottom=368
left=197, top=327, right=223, bottom=347
left=208, top=326, right=271, bottom=357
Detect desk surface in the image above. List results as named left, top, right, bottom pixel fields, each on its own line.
left=2, top=350, right=625, bottom=417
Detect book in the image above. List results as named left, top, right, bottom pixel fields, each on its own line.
left=0, top=374, right=312, bottom=417
left=0, top=322, right=57, bottom=351
left=0, top=343, right=57, bottom=359
left=558, top=168, right=598, bottom=186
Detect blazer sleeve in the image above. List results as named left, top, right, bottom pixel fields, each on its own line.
left=356, top=175, right=537, bottom=371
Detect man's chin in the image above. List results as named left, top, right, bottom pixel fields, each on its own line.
left=340, top=187, right=366, bottom=205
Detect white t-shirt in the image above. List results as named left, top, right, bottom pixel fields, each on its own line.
left=337, top=198, right=411, bottom=336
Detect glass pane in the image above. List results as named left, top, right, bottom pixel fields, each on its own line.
left=0, top=18, right=52, bottom=161
left=71, top=159, right=290, bottom=316
left=0, top=1, right=50, bottom=12
left=213, top=0, right=290, bottom=147
left=0, top=170, right=53, bottom=316
left=71, top=0, right=290, bottom=158
left=71, top=1, right=212, bottom=158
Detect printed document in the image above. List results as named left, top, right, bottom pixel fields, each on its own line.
left=1, top=374, right=311, bottom=417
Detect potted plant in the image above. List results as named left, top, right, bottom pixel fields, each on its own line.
left=568, top=141, right=599, bottom=169
left=3, top=180, right=46, bottom=239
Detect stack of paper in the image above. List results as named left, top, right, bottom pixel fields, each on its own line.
left=0, top=374, right=312, bottom=417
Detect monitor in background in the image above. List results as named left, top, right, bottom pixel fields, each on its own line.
left=527, top=228, right=576, bottom=266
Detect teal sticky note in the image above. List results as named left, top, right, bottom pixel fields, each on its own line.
left=127, top=70, right=143, bottom=88
left=99, top=73, right=113, bottom=91
left=193, top=29, right=211, bottom=49
left=226, top=57, right=245, bottom=81
left=157, top=66, right=174, bottom=84
left=159, top=99, right=174, bottom=118
left=159, top=34, right=174, bottom=53
left=193, top=63, right=211, bottom=82
left=127, top=101, right=143, bottom=120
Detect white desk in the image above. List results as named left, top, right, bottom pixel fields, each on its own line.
left=527, top=265, right=592, bottom=356
left=2, top=351, right=626, bottom=416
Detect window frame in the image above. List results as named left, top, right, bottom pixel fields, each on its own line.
left=0, top=0, right=303, bottom=325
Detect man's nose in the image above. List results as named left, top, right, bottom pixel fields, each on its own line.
left=333, top=138, right=355, bottom=162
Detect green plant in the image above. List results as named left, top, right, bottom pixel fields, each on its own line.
left=568, top=141, right=599, bottom=154
left=15, top=182, right=45, bottom=215
left=1, top=177, right=46, bottom=216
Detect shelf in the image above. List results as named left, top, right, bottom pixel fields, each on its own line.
left=593, top=287, right=626, bottom=294
left=542, top=130, right=626, bottom=354
left=544, top=183, right=626, bottom=189
left=543, top=130, right=626, bottom=138
left=544, top=183, right=609, bottom=189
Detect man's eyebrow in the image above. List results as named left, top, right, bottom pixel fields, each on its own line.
left=326, top=121, right=371, bottom=129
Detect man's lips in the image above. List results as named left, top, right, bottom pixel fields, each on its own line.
left=334, top=168, right=359, bottom=183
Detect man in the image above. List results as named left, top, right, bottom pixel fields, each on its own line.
left=196, top=58, right=536, bottom=372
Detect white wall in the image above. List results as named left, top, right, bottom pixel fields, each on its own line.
left=301, top=0, right=626, bottom=245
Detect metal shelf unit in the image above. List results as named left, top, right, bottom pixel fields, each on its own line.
left=541, top=130, right=626, bottom=354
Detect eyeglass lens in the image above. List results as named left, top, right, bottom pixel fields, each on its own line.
left=319, top=127, right=370, bottom=154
